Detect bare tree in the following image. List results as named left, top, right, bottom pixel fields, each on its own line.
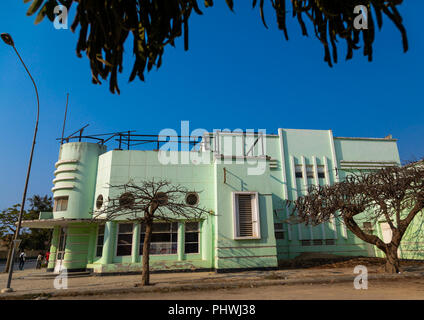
left=94, top=180, right=211, bottom=285
left=289, top=161, right=424, bottom=273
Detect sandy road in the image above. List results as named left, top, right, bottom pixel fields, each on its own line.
left=52, top=278, right=424, bottom=300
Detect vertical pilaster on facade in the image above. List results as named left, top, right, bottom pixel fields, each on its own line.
left=101, top=221, right=114, bottom=264
left=178, top=222, right=185, bottom=261
left=48, top=226, right=60, bottom=269
left=289, top=155, right=302, bottom=240
left=202, top=218, right=211, bottom=261
left=312, top=156, right=325, bottom=240
left=132, top=223, right=140, bottom=263
left=86, top=225, right=96, bottom=264
left=328, top=130, right=348, bottom=239
left=213, top=163, right=219, bottom=269
left=278, top=129, right=291, bottom=240
left=323, top=156, right=338, bottom=238
left=301, top=156, right=314, bottom=240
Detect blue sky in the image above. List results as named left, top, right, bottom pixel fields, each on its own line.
left=0, top=1, right=423, bottom=209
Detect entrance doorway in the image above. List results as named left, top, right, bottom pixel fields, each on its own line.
left=54, top=227, right=67, bottom=273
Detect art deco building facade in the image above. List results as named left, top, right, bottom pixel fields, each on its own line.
left=22, top=128, right=422, bottom=273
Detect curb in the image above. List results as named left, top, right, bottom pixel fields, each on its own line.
left=0, top=272, right=422, bottom=300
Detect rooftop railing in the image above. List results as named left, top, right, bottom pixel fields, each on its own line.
left=58, top=126, right=203, bottom=151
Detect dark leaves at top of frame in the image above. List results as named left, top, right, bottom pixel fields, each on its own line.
left=25, top=0, right=408, bottom=93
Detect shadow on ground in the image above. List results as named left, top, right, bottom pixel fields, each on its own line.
left=277, top=253, right=424, bottom=272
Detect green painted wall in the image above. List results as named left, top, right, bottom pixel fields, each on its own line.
left=43, top=129, right=423, bottom=273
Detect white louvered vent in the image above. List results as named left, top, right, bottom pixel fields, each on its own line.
left=233, top=192, right=261, bottom=239
left=237, top=194, right=253, bottom=237
left=269, top=158, right=278, bottom=169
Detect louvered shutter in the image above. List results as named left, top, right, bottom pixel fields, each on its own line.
left=237, top=194, right=253, bottom=237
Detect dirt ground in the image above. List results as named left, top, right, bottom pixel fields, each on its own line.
left=51, top=277, right=424, bottom=300
left=2, top=256, right=424, bottom=300
left=278, top=253, right=424, bottom=271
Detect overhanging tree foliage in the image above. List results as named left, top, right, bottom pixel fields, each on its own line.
left=289, top=162, right=424, bottom=273
left=22, top=195, right=53, bottom=251
left=94, top=180, right=211, bottom=285
left=25, top=0, right=408, bottom=93
left=1, top=204, right=29, bottom=273
left=1, top=195, right=53, bottom=272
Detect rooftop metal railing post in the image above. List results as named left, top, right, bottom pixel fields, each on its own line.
left=127, top=131, right=130, bottom=150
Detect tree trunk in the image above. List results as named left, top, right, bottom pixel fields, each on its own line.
left=3, top=241, right=13, bottom=273
left=385, top=245, right=400, bottom=274
left=141, top=222, right=152, bottom=286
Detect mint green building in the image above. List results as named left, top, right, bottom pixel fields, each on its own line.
left=22, top=128, right=422, bottom=274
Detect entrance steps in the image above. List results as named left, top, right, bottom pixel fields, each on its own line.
left=23, top=271, right=92, bottom=279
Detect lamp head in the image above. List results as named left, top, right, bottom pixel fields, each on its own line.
left=1, top=33, right=14, bottom=46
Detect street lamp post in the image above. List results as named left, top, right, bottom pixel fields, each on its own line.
left=1, top=33, right=40, bottom=293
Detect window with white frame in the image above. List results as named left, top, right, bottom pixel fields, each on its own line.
left=295, top=165, right=303, bottom=178
left=139, top=222, right=178, bottom=255
left=54, top=196, right=68, bottom=212
left=233, top=192, right=260, bottom=239
left=116, top=223, right=133, bottom=256
left=185, top=222, right=200, bottom=254
left=274, top=223, right=285, bottom=240
left=301, top=240, right=311, bottom=246
left=96, top=224, right=105, bottom=257
left=306, top=165, right=314, bottom=179
left=317, top=165, right=326, bottom=179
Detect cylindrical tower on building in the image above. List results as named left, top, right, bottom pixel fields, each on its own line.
left=52, top=142, right=106, bottom=219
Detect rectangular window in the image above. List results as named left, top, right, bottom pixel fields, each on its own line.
left=313, top=239, right=323, bottom=246
left=233, top=192, right=260, bottom=239
left=116, top=223, right=133, bottom=256
left=325, top=239, right=336, bottom=245
left=295, top=165, right=303, bottom=178
left=363, top=222, right=373, bottom=232
left=139, top=222, right=178, bottom=255
left=185, top=222, right=200, bottom=254
left=306, top=165, right=314, bottom=179
left=96, top=224, right=105, bottom=257
left=54, top=196, right=68, bottom=212
left=301, top=240, right=311, bottom=246
left=317, top=166, right=326, bottom=179
left=274, top=223, right=285, bottom=240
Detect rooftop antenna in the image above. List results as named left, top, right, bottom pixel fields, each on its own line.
left=60, top=93, right=69, bottom=145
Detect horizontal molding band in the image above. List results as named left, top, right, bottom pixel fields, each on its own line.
left=217, top=255, right=276, bottom=259
left=51, top=185, right=75, bottom=192
left=340, top=166, right=396, bottom=170
left=340, top=160, right=398, bottom=164
left=335, top=137, right=397, bottom=141
left=52, top=176, right=77, bottom=184
left=62, top=259, right=87, bottom=264
left=66, top=242, right=89, bottom=245
left=217, top=245, right=276, bottom=249
left=55, top=159, right=79, bottom=168
left=61, top=251, right=88, bottom=255
left=54, top=168, right=78, bottom=176
left=216, top=155, right=268, bottom=160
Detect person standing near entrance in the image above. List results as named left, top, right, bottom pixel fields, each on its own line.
left=18, top=251, right=26, bottom=270
left=36, top=253, right=43, bottom=269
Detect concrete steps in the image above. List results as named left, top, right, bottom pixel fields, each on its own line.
left=23, top=271, right=92, bottom=280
